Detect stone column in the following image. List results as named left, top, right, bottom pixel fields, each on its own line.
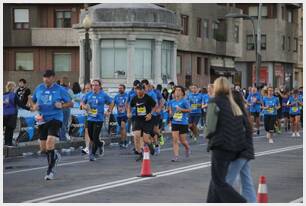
left=79, top=38, right=85, bottom=87
left=91, top=35, right=100, bottom=80
left=171, top=41, right=178, bottom=84
left=127, top=36, right=136, bottom=85
left=154, top=38, right=162, bottom=84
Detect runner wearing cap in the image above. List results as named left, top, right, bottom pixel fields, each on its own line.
left=128, top=83, right=156, bottom=161
left=31, top=70, right=73, bottom=180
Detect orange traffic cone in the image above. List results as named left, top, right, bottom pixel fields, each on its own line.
left=139, top=145, right=155, bottom=177
left=257, top=176, right=268, bottom=203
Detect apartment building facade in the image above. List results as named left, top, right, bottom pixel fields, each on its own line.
left=234, top=3, right=302, bottom=89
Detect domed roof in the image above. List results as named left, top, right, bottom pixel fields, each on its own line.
left=77, top=3, right=180, bottom=31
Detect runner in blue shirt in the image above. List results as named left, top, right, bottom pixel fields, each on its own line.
left=280, top=90, right=290, bottom=132
left=169, top=85, right=191, bottom=162
left=113, top=84, right=129, bottom=148
left=187, top=84, right=203, bottom=142
left=287, top=89, right=303, bottom=137
left=246, top=87, right=262, bottom=135
left=81, top=79, right=114, bottom=161
left=127, top=80, right=141, bottom=155
left=31, top=70, right=73, bottom=180
left=261, top=87, right=280, bottom=144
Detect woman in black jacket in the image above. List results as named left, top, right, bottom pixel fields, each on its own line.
left=205, top=77, right=247, bottom=203
left=225, top=90, right=256, bottom=203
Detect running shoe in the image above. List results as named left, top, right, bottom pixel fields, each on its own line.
left=268, top=139, right=274, bottom=144
left=155, top=146, right=161, bottom=155
left=44, top=171, right=54, bottom=180
left=89, top=154, right=96, bottom=161
left=171, top=156, right=179, bottom=162
left=82, top=147, right=89, bottom=155
left=292, top=132, right=296, bottom=137
left=99, top=140, right=105, bottom=156
left=159, top=135, right=165, bottom=146
left=296, top=132, right=301, bottom=137
left=54, top=151, right=61, bottom=171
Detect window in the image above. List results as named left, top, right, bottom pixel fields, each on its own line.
left=294, top=38, right=298, bottom=52
left=14, top=9, right=29, bottom=29
left=213, top=22, right=219, bottom=40
left=55, top=11, right=71, bottom=28
left=181, top=15, right=189, bottom=35
left=197, top=18, right=202, bottom=38
left=203, top=19, right=209, bottom=38
left=54, top=53, right=71, bottom=71
left=246, top=34, right=266, bottom=50
left=247, top=35, right=255, bottom=50
left=234, top=25, right=239, bottom=43
left=281, top=6, right=285, bottom=20
left=197, top=57, right=202, bottom=75
left=248, top=6, right=268, bottom=18
left=176, top=55, right=182, bottom=74
left=161, top=41, right=173, bottom=79
left=16, top=52, right=33, bottom=71
left=288, top=36, right=291, bottom=51
left=261, top=35, right=266, bottom=50
left=204, top=58, right=208, bottom=75
left=288, top=10, right=292, bottom=23
left=282, top=35, right=286, bottom=50
left=101, top=40, right=128, bottom=78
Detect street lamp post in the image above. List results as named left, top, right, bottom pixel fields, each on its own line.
left=224, top=12, right=260, bottom=87
left=82, top=12, right=92, bottom=84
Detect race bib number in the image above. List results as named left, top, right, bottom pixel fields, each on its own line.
left=173, top=112, right=183, bottom=121
left=252, top=97, right=257, bottom=103
left=137, top=106, right=146, bottom=116
left=267, top=107, right=274, bottom=114
left=191, top=104, right=198, bottom=109
left=292, top=106, right=298, bottom=113
left=89, top=109, right=98, bottom=117
left=118, top=105, right=126, bottom=113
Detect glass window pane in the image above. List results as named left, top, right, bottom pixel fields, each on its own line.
left=56, top=11, right=63, bottom=19
left=14, top=9, right=29, bottom=23
left=16, top=52, right=33, bottom=71
left=248, top=6, right=258, bottom=17
left=143, top=49, right=152, bottom=79
left=176, top=56, right=181, bottom=74
left=56, top=19, right=62, bottom=28
left=134, top=39, right=152, bottom=79
left=134, top=49, right=144, bottom=79
left=114, top=48, right=127, bottom=76
left=54, top=53, right=71, bottom=72
left=101, top=48, right=115, bottom=78
left=101, top=40, right=114, bottom=48
left=64, top=11, right=71, bottom=18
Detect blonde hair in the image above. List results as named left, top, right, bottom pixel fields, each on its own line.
left=213, top=77, right=242, bottom=116
left=6, top=81, right=16, bottom=93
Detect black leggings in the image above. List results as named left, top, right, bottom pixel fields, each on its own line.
left=206, top=149, right=247, bottom=203
left=4, top=114, right=17, bottom=146
left=87, top=121, right=103, bottom=155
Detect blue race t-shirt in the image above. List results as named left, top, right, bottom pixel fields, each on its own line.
left=153, top=89, right=163, bottom=115
left=114, top=92, right=128, bottom=117
left=187, top=93, right=203, bottom=115
left=281, top=97, right=290, bottom=113
left=262, top=96, right=279, bottom=116
left=169, top=98, right=190, bottom=125
left=32, top=83, right=72, bottom=122
left=247, top=92, right=262, bottom=113
left=146, top=89, right=158, bottom=116
left=299, top=93, right=303, bottom=110
left=287, top=96, right=302, bottom=115
left=202, top=94, right=210, bottom=113
left=82, top=91, right=113, bottom=122
left=127, top=89, right=137, bottom=117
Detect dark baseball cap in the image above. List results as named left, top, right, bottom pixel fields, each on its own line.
left=43, top=70, right=55, bottom=77
left=133, top=80, right=140, bottom=86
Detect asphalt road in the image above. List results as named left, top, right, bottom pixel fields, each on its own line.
left=3, top=129, right=303, bottom=203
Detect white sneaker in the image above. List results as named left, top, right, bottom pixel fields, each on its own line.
left=66, top=133, right=71, bottom=141
left=268, top=139, right=274, bottom=144
left=44, top=171, right=54, bottom=180
left=292, top=133, right=296, bottom=137
left=296, top=132, right=301, bottom=137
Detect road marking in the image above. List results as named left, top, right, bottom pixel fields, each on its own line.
left=23, top=144, right=302, bottom=203
left=3, top=134, right=269, bottom=175
left=290, top=197, right=303, bottom=203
